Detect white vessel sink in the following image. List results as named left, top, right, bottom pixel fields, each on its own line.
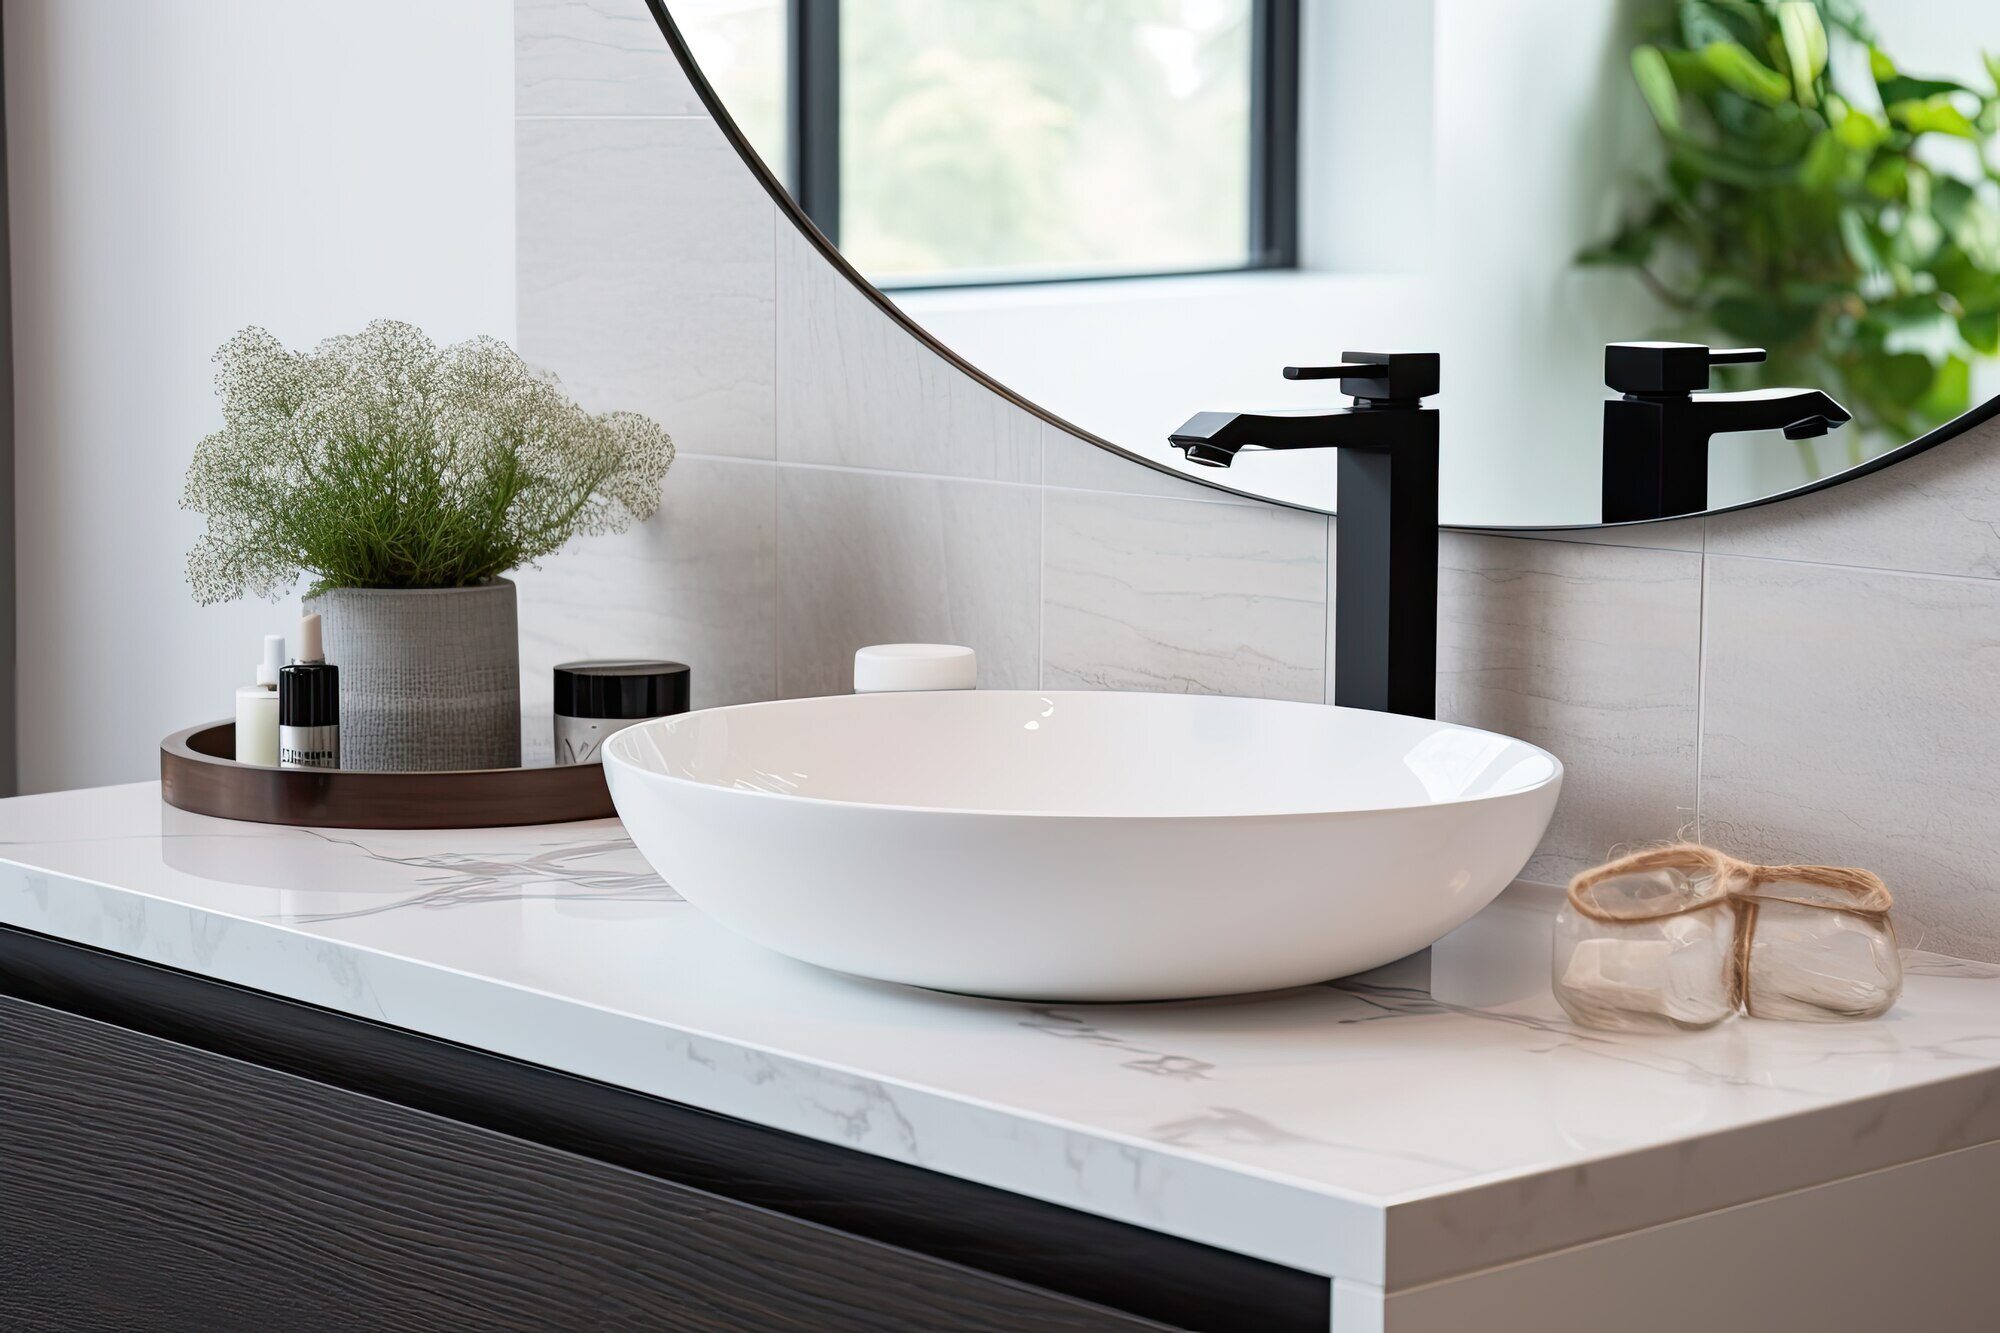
left=604, top=691, right=1562, bottom=1001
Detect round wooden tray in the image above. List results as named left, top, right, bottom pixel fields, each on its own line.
left=160, top=722, right=616, bottom=828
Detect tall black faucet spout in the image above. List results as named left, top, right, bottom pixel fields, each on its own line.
left=1169, top=352, right=1442, bottom=719
left=1169, top=408, right=1424, bottom=466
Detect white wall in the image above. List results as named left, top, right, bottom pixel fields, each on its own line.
left=5, top=0, right=516, bottom=792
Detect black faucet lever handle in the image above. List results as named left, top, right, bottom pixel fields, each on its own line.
left=1285, top=351, right=1440, bottom=404
left=1283, top=362, right=1387, bottom=381
left=1607, top=341, right=1766, bottom=395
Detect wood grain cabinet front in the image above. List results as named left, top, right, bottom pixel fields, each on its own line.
left=0, top=993, right=1168, bottom=1332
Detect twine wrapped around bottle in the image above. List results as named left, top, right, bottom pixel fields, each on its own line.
left=1565, top=844, right=1896, bottom=1019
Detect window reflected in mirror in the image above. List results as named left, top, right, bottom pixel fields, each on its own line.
left=839, top=0, right=1261, bottom=286
left=664, top=0, right=2000, bottom=527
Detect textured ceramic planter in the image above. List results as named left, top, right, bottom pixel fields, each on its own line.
left=305, top=580, right=522, bottom=772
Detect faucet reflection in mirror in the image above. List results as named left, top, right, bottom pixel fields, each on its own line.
left=1171, top=352, right=1440, bottom=719
left=1601, top=341, right=1852, bottom=522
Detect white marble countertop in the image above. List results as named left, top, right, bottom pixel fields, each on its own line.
left=3, top=783, right=1996, bottom=1293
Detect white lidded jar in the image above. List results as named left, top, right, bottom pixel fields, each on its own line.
left=233, top=634, right=286, bottom=766
left=852, top=644, right=977, bottom=693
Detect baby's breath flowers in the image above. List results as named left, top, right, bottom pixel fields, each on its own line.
left=181, top=320, right=672, bottom=603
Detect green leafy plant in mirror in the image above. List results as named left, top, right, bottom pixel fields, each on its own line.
left=181, top=321, right=673, bottom=604
left=1583, top=0, right=2000, bottom=456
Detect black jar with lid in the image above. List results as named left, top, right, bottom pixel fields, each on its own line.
left=552, top=660, right=691, bottom=765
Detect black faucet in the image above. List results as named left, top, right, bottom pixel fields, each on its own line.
left=1601, top=341, right=1851, bottom=522
left=1170, top=352, right=1440, bottom=720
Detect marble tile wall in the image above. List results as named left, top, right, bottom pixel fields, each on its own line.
left=516, top=1, right=2000, bottom=959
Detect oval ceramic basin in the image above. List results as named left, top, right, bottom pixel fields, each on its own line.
left=604, top=691, right=1562, bottom=1001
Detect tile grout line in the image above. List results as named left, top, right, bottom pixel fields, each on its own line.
left=1704, top=547, right=2000, bottom=587
left=643, top=446, right=2000, bottom=581
left=1472, top=528, right=1702, bottom=556
left=1693, top=518, right=1709, bottom=843
left=1324, top=515, right=1336, bottom=705
left=1037, top=437, right=1048, bottom=690
left=672, top=448, right=1278, bottom=505
left=514, top=113, right=715, bottom=122
left=770, top=200, right=784, bottom=699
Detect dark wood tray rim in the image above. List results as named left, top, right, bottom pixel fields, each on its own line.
left=160, top=722, right=616, bottom=829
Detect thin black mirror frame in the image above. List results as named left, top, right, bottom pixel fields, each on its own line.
left=643, top=0, right=2000, bottom=531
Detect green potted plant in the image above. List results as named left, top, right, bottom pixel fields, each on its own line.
left=1583, top=0, right=2000, bottom=459
left=183, top=320, right=673, bottom=771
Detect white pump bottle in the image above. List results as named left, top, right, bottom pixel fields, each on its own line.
left=234, top=634, right=286, bottom=765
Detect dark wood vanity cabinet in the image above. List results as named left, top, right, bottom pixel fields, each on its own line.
left=0, top=993, right=1167, bottom=1332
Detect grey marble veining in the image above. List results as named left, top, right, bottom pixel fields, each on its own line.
left=279, top=829, right=676, bottom=923
left=4, top=784, right=1997, bottom=1291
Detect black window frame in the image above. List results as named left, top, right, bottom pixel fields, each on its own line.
left=785, top=0, right=1300, bottom=292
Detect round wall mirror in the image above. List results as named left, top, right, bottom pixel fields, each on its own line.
left=649, top=0, right=2000, bottom=528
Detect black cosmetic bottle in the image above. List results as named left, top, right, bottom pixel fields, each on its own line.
left=278, top=612, right=341, bottom=770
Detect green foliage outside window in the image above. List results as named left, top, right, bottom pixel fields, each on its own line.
left=841, top=0, right=1252, bottom=281
left=1583, top=0, right=2000, bottom=455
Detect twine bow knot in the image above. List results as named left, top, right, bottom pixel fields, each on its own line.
left=1566, top=844, right=1894, bottom=1017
